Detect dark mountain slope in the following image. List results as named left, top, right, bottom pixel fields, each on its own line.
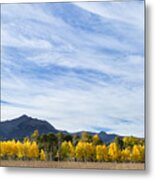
left=0, top=115, right=58, bottom=140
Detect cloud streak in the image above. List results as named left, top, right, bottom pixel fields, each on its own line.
left=1, top=1, right=144, bottom=137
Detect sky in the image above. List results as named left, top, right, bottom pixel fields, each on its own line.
left=1, top=1, right=144, bottom=137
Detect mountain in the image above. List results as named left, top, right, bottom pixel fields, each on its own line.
left=0, top=115, right=58, bottom=140
left=98, top=131, right=120, bottom=144
left=0, top=114, right=120, bottom=143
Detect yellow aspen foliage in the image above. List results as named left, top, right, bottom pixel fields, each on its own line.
left=92, top=134, right=102, bottom=146
left=23, top=140, right=31, bottom=158
left=61, top=141, right=75, bottom=160
left=123, top=136, right=143, bottom=148
left=40, top=149, right=46, bottom=161
left=75, top=142, right=95, bottom=161
left=28, top=141, right=39, bottom=159
left=11, top=140, right=18, bottom=158
left=132, top=144, right=144, bottom=162
left=85, top=143, right=95, bottom=161
left=0, top=141, right=6, bottom=157
left=81, top=132, right=91, bottom=142
left=108, top=142, right=120, bottom=161
left=68, top=141, right=75, bottom=160
left=16, top=141, right=24, bottom=159
left=96, top=144, right=108, bottom=161
left=75, top=142, right=86, bottom=161
left=120, top=147, right=131, bottom=161
left=1, top=141, right=9, bottom=157
left=5, top=140, right=14, bottom=157
left=61, top=141, right=70, bottom=160
left=0, top=140, right=17, bottom=158
left=75, top=142, right=81, bottom=161
left=31, top=130, right=39, bottom=142
left=0, top=137, right=145, bottom=163
left=140, top=145, right=145, bottom=161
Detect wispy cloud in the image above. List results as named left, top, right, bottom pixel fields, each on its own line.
left=74, top=1, right=144, bottom=28
left=1, top=1, right=144, bottom=137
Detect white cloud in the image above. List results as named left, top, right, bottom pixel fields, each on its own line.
left=1, top=2, right=144, bottom=137
left=74, top=1, right=144, bottom=29
left=1, top=67, right=144, bottom=137
left=1, top=29, right=52, bottom=49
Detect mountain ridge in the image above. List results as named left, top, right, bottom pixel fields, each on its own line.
left=0, top=114, right=122, bottom=143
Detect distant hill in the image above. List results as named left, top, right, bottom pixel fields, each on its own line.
left=0, top=114, right=121, bottom=143
left=72, top=131, right=120, bottom=144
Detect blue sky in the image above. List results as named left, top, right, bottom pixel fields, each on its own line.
left=1, top=1, right=144, bottom=137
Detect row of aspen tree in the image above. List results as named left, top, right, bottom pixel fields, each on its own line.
left=0, top=130, right=144, bottom=162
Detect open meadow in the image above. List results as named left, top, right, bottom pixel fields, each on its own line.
left=0, top=160, right=144, bottom=170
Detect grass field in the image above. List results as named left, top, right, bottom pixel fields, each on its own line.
left=0, top=160, right=144, bottom=170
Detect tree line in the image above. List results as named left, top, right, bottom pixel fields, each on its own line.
left=0, top=130, right=145, bottom=162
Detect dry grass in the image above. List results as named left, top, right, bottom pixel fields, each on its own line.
left=0, top=160, right=144, bottom=170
